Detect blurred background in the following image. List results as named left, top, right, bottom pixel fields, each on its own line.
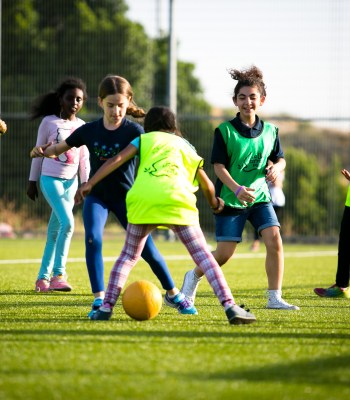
left=0, top=0, right=349, bottom=242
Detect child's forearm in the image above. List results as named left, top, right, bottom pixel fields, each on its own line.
left=265, top=158, right=286, bottom=183
left=43, top=142, right=70, bottom=158
left=196, top=168, right=223, bottom=210
left=88, top=144, right=137, bottom=188
left=214, top=163, right=241, bottom=193
left=44, top=144, right=60, bottom=158
left=274, top=158, right=286, bottom=173
left=201, top=184, right=218, bottom=209
left=88, top=157, right=121, bottom=187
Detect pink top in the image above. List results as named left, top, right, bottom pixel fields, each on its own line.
left=29, top=115, right=90, bottom=183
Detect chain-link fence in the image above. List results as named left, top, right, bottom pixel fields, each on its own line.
left=1, top=0, right=350, bottom=242
left=1, top=108, right=349, bottom=242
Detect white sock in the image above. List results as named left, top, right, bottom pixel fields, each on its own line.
left=268, top=289, right=282, bottom=298
left=193, top=270, right=202, bottom=280
left=224, top=301, right=236, bottom=311
left=168, top=290, right=180, bottom=299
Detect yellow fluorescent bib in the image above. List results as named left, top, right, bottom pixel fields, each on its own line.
left=345, top=186, right=350, bottom=207
left=126, top=132, right=203, bottom=225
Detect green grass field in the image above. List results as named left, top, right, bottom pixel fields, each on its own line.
left=0, top=237, right=349, bottom=400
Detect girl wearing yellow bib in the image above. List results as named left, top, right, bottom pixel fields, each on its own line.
left=125, top=131, right=201, bottom=225
left=314, top=169, right=350, bottom=298
left=76, top=106, right=257, bottom=325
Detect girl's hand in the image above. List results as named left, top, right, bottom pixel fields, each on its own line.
left=265, top=164, right=280, bottom=183
left=26, top=181, right=38, bottom=201
left=30, top=142, right=52, bottom=158
left=341, top=169, right=350, bottom=182
left=75, top=182, right=92, bottom=205
left=211, top=196, right=225, bottom=214
left=235, top=185, right=256, bottom=206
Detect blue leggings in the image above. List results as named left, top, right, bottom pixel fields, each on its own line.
left=83, top=194, right=175, bottom=293
left=38, top=175, right=77, bottom=280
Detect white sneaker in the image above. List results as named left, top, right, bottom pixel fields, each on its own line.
left=266, top=290, right=300, bottom=310
left=180, top=269, right=202, bottom=304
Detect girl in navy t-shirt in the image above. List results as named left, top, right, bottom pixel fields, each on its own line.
left=30, top=75, right=197, bottom=316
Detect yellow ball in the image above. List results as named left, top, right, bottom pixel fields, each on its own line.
left=0, top=119, right=7, bottom=135
left=122, top=280, right=163, bottom=321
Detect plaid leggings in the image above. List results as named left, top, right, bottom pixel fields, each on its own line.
left=104, top=223, right=235, bottom=308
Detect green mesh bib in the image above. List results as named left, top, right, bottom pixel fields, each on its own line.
left=217, top=121, right=277, bottom=208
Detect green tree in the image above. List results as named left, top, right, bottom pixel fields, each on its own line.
left=318, top=155, right=347, bottom=235
left=2, top=0, right=44, bottom=109
left=284, top=147, right=326, bottom=236
left=0, top=0, right=214, bottom=223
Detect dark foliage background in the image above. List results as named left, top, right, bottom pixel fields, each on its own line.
left=1, top=0, right=349, bottom=240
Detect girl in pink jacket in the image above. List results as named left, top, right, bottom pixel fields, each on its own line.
left=27, top=77, right=90, bottom=292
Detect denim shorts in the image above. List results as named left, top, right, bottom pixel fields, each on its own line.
left=215, top=202, right=280, bottom=242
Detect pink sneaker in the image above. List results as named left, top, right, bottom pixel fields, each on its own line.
left=49, top=275, right=72, bottom=292
left=35, top=279, right=50, bottom=292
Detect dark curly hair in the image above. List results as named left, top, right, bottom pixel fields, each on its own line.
left=228, top=65, right=267, bottom=100
left=30, top=77, right=87, bottom=120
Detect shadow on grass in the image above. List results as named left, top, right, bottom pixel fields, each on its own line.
left=0, top=291, right=89, bottom=297
left=204, top=354, right=350, bottom=386
left=1, top=327, right=350, bottom=342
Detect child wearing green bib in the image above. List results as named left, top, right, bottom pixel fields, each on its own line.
left=181, top=66, right=299, bottom=310
left=75, top=106, right=257, bottom=325
left=314, top=168, right=350, bottom=298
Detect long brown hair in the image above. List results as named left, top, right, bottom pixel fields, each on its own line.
left=98, top=75, right=145, bottom=118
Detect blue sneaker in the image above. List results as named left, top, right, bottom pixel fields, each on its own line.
left=314, top=284, right=350, bottom=298
left=89, top=303, right=113, bottom=321
left=164, top=292, right=198, bottom=315
left=87, top=298, right=104, bottom=318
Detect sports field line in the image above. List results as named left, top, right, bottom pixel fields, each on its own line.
left=0, top=250, right=337, bottom=265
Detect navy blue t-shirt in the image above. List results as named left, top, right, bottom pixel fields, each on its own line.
left=66, top=117, right=143, bottom=202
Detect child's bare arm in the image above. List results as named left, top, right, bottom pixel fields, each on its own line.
left=196, top=168, right=224, bottom=213
left=75, top=144, right=137, bottom=204
left=265, top=157, right=286, bottom=183
left=214, top=163, right=255, bottom=206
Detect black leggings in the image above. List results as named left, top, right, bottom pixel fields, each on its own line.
left=336, top=206, right=350, bottom=287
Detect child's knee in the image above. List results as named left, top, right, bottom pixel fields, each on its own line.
left=86, top=235, right=102, bottom=250
left=265, top=231, right=283, bottom=251
left=213, top=250, right=233, bottom=266
left=62, top=220, right=74, bottom=234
